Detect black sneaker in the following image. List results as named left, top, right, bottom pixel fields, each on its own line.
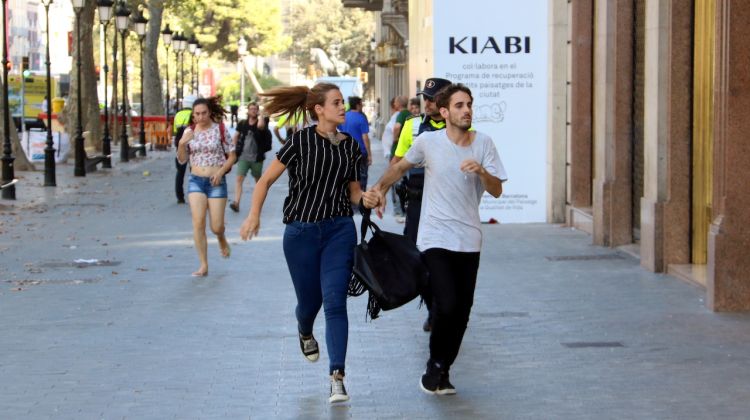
left=298, top=332, right=319, bottom=362
left=422, top=316, right=432, bottom=332
left=419, top=360, right=442, bottom=394
left=329, top=370, right=349, bottom=403
left=436, top=371, right=456, bottom=395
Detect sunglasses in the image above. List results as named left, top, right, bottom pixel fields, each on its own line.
left=422, top=95, right=434, bottom=102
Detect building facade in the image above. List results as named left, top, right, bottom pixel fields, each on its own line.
left=557, top=0, right=750, bottom=311
left=352, top=0, right=750, bottom=312
left=344, top=0, right=409, bottom=128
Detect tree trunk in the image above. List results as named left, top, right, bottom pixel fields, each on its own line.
left=0, top=81, right=35, bottom=171
left=63, top=1, right=101, bottom=153
left=143, top=0, right=164, bottom=116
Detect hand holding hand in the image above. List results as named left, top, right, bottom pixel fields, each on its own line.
left=239, top=215, right=260, bottom=240
left=362, top=188, right=381, bottom=209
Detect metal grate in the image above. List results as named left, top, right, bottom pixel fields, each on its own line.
left=476, top=311, right=530, bottom=318
left=545, top=254, right=625, bottom=261
left=38, top=260, right=121, bottom=268
left=562, top=341, right=625, bottom=348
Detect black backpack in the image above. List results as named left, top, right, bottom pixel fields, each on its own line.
left=348, top=206, right=429, bottom=319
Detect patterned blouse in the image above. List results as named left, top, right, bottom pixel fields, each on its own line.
left=186, top=123, right=234, bottom=167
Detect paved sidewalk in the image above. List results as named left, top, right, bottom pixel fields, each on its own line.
left=2, top=144, right=750, bottom=419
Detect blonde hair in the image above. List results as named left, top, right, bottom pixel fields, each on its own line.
left=258, top=83, right=340, bottom=125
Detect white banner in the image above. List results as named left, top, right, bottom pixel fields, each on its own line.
left=20, top=130, right=70, bottom=163
left=434, top=0, right=548, bottom=223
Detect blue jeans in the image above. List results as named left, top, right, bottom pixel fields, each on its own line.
left=283, top=216, right=356, bottom=374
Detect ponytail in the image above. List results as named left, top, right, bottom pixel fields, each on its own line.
left=259, top=83, right=340, bottom=125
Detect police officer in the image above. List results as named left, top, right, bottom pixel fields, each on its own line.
left=391, top=77, right=452, bottom=332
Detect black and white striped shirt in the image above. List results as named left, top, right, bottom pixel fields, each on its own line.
left=277, top=126, right=362, bottom=223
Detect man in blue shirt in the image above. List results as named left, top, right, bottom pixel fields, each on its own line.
left=339, top=96, right=371, bottom=190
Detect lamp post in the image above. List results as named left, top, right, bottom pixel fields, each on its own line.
left=133, top=8, right=148, bottom=157
left=238, top=36, right=247, bottom=108
left=171, top=32, right=180, bottom=111
left=72, top=0, right=86, bottom=177
left=161, top=24, right=173, bottom=145
left=173, top=32, right=187, bottom=110
left=188, top=35, right=197, bottom=96
left=41, top=0, right=57, bottom=186
left=97, top=0, right=114, bottom=168
left=114, top=0, right=131, bottom=162
left=194, top=43, right=201, bottom=95
left=1, top=0, right=15, bottom=198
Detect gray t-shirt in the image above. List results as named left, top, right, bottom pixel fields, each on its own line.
left=239, top=129, right=258, bottom=162
left=405, top=129, right=508, bottom=252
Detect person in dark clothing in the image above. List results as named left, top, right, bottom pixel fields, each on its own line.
left=173, top=105, right=195, bottom=204
left=229, top=102, right=272, bottom=213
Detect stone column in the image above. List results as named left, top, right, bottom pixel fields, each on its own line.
left=568, top=0, right=593, bottom=210
left=707, top=0, right=750, bottom=311
left=592, top=0, right=634, bottom=246
left=547, top=0, right=568, bottom=223
left=640, top=0, right=693, bottom=272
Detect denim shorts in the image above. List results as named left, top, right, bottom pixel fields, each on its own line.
left=187, top=174, right=228, bottom=199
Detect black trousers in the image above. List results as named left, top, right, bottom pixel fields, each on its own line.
left=175, top=158, right=188, bottom=201
left=404, top=173, right=424, bottom=244
left=422, top=248, right=480, bottom=369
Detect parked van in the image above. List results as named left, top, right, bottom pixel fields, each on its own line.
left=314, top=76, right=363, bottom=102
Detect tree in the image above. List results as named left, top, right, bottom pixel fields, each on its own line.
left=287, top=0, right=375, bottom=75
left=166, top=0, right=290, bottom=62
left=62, top=1, right=101, bottom=153
left=0, top=82, right=34, bottom=172
left=142, top=0, right=165, bottom=116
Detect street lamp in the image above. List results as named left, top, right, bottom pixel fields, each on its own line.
left=161, top=24, right=173, bottom=145
left=188, top=35, right=197, bottom=96
left=72, top=0, right=86, bottom=177
left=133, top=8, right=148, bottom=157
left=97, top=0, right=114, bottom=168
left=1, top=0, right=15, bottom=198
left=194, top=43, right=202, bottom=95
left=114, top=0, right=131, bottom=162
left=238, top=36, right=247, bottom=108
left=173, top=32, right=187, bottom=111
left=41, top=0, right=57, bottom=186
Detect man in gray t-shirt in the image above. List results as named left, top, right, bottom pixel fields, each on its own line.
left=229, top=102, right=272, bottom=213
left=363, top=83, right=507, bottom=396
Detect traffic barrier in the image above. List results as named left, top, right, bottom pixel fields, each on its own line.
left=37, top=113, right=174, bottom=151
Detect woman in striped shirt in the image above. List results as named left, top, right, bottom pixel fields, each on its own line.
left=239, top=83, right=379, bottom=403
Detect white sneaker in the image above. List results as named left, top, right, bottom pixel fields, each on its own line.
left=329, top=370, right=349, bottom=403
left=298, top=332, right=319, bottom=362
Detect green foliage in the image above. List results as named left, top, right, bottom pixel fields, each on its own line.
left=165, top=0, right=291, bottom=61
left=287, top=0, right=375, bottom=73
